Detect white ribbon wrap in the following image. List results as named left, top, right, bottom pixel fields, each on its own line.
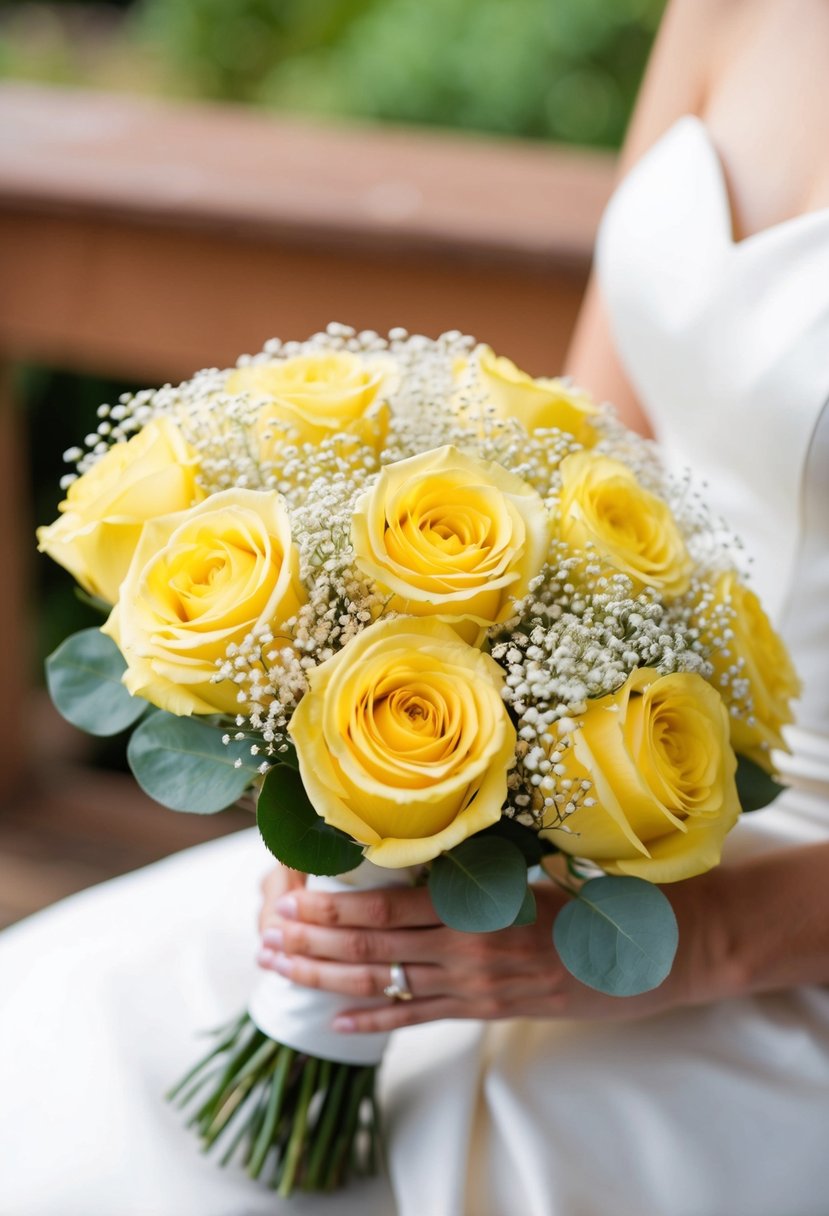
left=248, top=860, right=419, bottom=1066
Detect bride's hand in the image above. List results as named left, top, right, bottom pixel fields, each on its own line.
left=257, top=865, right=307, bottom=937
left=256, top=867, right=728, bottom=1032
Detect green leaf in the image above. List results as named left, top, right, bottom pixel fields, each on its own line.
left=274, top=742, right=300, bottom=771
left=480, top=816, right=546, bottom=865
left=73, top=586, right=111, bottom=617
left=428, top=837, right=528, bottom=933
left=45, top=628, right=146, bottom=736
left=256, top=765, right=362, bottom=876
left=553, top=875, right=678, bottom=997
left=736, top=753, right=785, bottom=812
left=511, top=885, right=537, bottom=926
left=127, top=712, right=259, bottom=813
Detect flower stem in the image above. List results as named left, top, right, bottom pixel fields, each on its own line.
left=304, top=1060, right=350, bottom=1189
left=276, top=1055, right=319, bottom=1196
left=168, top=1012, right=381, bottom=1195
left=248, top=1045, right=294, bottom=1179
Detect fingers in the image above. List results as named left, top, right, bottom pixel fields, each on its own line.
left=253, top=880, right=578, bottom=1031
left=260, top=921, right=449, bottom=966
left=257, top=951, right=446, bottom=1000
left=274, top=884, right=441, bottom=930
left=330, top=987, right=575, bottom=1033
left=257, top=924, right=560, bottom=1004
left=331, top=997, right=484, bottom=1034
left=257, top=866, right=306, bottom=935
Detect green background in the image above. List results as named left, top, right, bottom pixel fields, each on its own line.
left=2, top=0, right=664, bottom=147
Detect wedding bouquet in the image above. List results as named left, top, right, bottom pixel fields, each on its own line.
left=39, top=324, right=798, bottom=1195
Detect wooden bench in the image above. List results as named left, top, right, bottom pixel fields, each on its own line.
left=0, top=81, right=615, bottom=807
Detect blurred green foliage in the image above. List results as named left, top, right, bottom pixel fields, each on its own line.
left=27, top=366, right=156, bottom=769
left=137, top=0, right=664, bottom=148
left=27, top=368, right=136, bottom=678
left=137, top=0, right=380, bottom=109
left=2, top=0, right=666, bottom=149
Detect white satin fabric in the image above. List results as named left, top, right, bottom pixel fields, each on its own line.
left=2, top=116, right=829, bottom=1215
left=250, top=863, right=420, bottom=1066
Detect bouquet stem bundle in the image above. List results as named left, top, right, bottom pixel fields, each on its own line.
left=168, top=1012, right=380, bottom=1196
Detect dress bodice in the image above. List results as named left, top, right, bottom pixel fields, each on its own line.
left=596, top=115, right=829, bottom=760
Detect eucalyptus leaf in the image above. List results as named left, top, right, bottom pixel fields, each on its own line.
left=511, top=885, right=537, bottom=926
left=45, top=628, right=146, bottom=736
left=127, top=712, right=259, bottom=813
left=736, top=754, right=785, bottom=812
left=256, top=766, right=363, bottom=876
left=428, top=837, right=527, bottom=933
left=553, top=875, right=678, bottom=997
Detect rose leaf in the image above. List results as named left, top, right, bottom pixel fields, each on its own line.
left=272, top=741, right=300, bottom=771
left=553, top=875, right=678, bottom=997
left=428, top=837, right=528, bottom=933
left=72, top=586, right=112, bottom=617
left=735, top=754, right=786, bottom=812
left=256, top=765, right=363, bottom=876
left=46, top=627, right=147, bottom=737
left=127, top=712, right=259, bottom=813
left=479, top=816, right=546, bottom=865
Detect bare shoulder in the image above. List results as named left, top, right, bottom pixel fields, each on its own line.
left=617, top=0, right=798, bottom=174
left=705, top=0, right=829, bottom=217
left=615, top=0, right=732, bottom=172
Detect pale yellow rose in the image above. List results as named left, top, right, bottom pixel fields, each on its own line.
left=103, top=489, right=305, bottom=716
left=706, top=572, right=800, bottom=771
left=352, top=446, right=550, bottom=639
left=226, top=351, right=395, bottom=457
left=457, top=345, right=599, bottom=446
left=541, top=668, right=740, bottom=883
left=37, top=418, right=203, bottom=605
left=289, top=617, right=516, bottom=868
left=557, top=451, right=693, bottom=598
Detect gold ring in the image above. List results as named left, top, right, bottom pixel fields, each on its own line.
left=383, top=962, right=413, bottom=1001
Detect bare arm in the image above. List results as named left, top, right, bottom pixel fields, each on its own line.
left=566, top=0, right=720, bottom=435
left=721, top=841, right=829, bottom=995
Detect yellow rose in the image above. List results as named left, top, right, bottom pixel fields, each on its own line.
left=352, top=446, right=550, bottom=639
left=541, top=668, right=740, bottom=882
left=457, top=345, right=599, bottom=445
left=706, top=572, right=800, bottom=771
left=37, top=418, right=203, bottom=605
left=289, top=617, right=516, bottom=867
left=557, top=451, right=693, bottom=598
left=103, top=489, right=305, bottom=716
left=226, top=351, right=395, bottom=456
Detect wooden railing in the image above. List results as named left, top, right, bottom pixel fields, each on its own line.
left=0, top=81, right=615, bottom=805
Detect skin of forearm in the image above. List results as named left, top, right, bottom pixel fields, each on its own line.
left=689, top=841, right=829, bottom=1001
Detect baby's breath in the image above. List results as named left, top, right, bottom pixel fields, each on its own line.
left=57, top=325, right=755, bottom=794
left=490, top=563, right=710, bottom=827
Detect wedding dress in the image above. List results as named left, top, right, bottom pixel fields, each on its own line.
left=2, top=115, right=828, bottom=1216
